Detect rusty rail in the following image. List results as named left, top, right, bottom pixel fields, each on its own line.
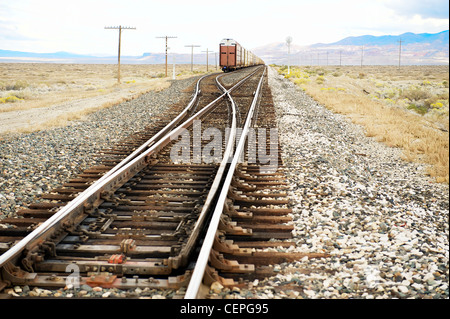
left=0, top=67, right=263, bottom=275
left=184, top=66, right=267, bottom=299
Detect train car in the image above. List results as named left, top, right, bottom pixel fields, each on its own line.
left=220, top=38, right=263, bottom=72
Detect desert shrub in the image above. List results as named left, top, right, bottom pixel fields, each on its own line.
left=437, top=92, right=449, bottom=100
left=304, top=67, right=316, bottom=76
left=383, top=88, right=398, bottom=99
left=0, top=95, right=24, bottom=103
left=11, top=90, right=31, bottom=99
left=431, top=102, right=444, bottom=109
left=407, top=103, right=429, bottom=115
left=294, top=78, right=310, bottom=85
left=317, top=69, right=326, bottom=76
left=9, top=80, right=29, bottom=91
left=316, top=76, right=325, bottom=84
left=400, top=86, right=432, bottom=101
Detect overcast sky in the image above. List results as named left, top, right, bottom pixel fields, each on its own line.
left=1, top=0, right=448, bottom=56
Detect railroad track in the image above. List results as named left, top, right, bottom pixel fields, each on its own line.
left=0, top=65, right=327, bottom=299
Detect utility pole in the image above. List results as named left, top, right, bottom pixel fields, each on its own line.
left=105, top=25, right=136, bottom=83
left=185, top=45, right=200, bottom=72
left=398, top=38, right=403, bottom=70
left=156, top=36, right=177, bottom=77
left=286, top=36, right=292, bottom=74
left=340, top=51, right=342, bottom=67
left=361, top=45, right=364, bottom=68
left=201, top=49, right=210, bottom=72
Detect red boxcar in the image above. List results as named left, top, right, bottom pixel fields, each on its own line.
left=219, top=38, right=263, bottom=72
left=220, top=38, right=238, bottom=71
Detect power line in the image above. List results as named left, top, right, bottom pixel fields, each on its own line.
left=104, top=26, right=136, bottom=83
left=156, top=36, right=177, bottom=77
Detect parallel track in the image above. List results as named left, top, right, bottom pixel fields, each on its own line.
left=0, top=66, right=327, bottom=299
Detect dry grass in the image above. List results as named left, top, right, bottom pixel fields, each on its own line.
left=13, top=95, right=135, bottom=134
left=0, top=63, right=211, bottom=113
left=0, top=63, right=213, bottom=134
left=277, top=65, right=449, bottom=184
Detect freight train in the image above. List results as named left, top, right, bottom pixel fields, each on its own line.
left=219, top=38, right=264, bottom=72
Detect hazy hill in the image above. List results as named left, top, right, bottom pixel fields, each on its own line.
left=1, top=30, right=448, bottom=65
left=254, top=30, right=449, bottom=66
left=314, top=30, right=448, bottom=48
left=0, top=49, right=206, bottom=65
left=0, top=49, right=90, bottom=59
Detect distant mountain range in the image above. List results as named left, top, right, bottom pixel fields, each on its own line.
left=0, top=48, right=209, bottom=65
left=0, top=49, right=91, bottom=59
left=313, top=30, right=448, bottom=48
left=1, top=30, right=448, bottom=65
left=254, top=30, right=449, bottom=66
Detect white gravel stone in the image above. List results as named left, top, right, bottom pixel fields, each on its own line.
left=220, top=67, right=449, bottom=300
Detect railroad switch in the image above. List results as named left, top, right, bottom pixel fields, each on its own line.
left=120, top=239, right=136, bottom=253
left=108, top=254, right=126, bottom=264
left=86, top=272, right=117, bottom=288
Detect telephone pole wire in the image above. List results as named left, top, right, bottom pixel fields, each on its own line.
left=185, top=45, right=200, bottom=72
left=105, top=26, right=136, bottom=83
left=156, top=36, right=177, bottom=77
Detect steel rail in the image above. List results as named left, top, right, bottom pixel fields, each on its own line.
left=98, top=73, right=209, bottom=181
left=168, top=72, right=238, bottom=268
left=0, top=67, right=263, bottom=271
left=0, top=73, right=206, bottom=269
left=184, top=66, right=267, bottom=299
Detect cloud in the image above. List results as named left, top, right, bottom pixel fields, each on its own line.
left=1, top=0, right=448, bottom=55
left=0, top=19, right=37, bottom=44
left=380, top=0, right=449, bottom=19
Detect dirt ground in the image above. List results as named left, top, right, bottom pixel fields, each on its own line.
left=0, top=63, right=211, bottom=135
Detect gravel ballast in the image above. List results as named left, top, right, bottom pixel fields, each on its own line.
left=0, top=68, right=448, bottom=300
left=0, top=76, right=200, bottom=218
left=212, top=67, right=448, bottom=299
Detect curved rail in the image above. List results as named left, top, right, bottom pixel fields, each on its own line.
left=167, top=66, right=265, bottom=268
left=0, top=67, right=263, bottom=272
left=184, top=66, right=267, bottom=299
left=0, top=73, right=208, bottom=269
